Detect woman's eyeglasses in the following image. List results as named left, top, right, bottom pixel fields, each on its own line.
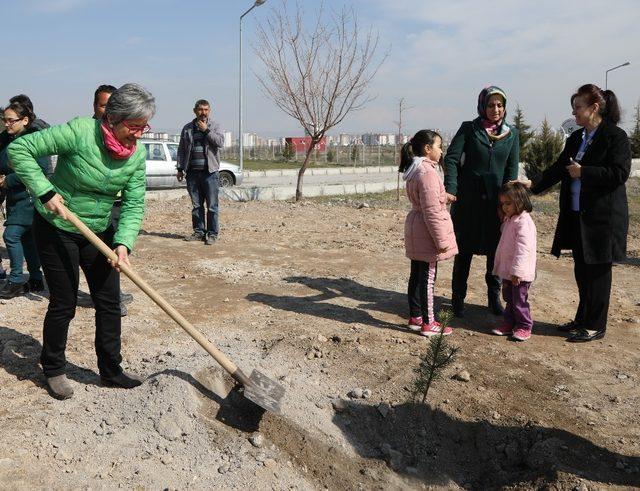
left=1, top=118, right=23, bottom=126
left=122, top=121, right=151, bottom=133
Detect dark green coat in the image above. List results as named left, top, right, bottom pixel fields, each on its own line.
left=0, top=128, right=50, bottom=226
left=444, top=118, right=520, bottom=255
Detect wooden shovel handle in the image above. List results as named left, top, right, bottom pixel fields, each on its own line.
left=63, top=207, right=248, bottom=383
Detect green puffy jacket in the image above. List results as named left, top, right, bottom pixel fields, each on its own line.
left=7, top=117, right=146, bottom=251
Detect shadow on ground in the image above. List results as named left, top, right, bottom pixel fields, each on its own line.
left=247, top=275, right=408, bottom=332
left=333, top=400, right=640, bottom=489
left=247, top=276, right=568, bottom=338
left=139, top=229, right=185, bottom=240
left=0, top=326, right=100, bottom=391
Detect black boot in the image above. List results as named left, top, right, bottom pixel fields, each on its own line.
left=452, top=254, right=472, bottom=318
left=488, top=290, right=504, bottom=316
left=0, top=281, right=25, bottom=299
left=26, top=278, right=45, bottom=293
left=101, top=371, right=144, bottom=388
left=452, top=295, right=465, bottom=318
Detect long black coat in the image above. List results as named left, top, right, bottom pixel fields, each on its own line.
left=532, top=121, right=631, bottom=264
left=444, top=118, right=520, bottom=255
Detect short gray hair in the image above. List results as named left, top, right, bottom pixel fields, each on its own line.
left=104, top=83, right=156, bottom=124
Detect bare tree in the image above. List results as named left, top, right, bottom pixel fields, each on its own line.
left=254, top=1, right=385, bottom=200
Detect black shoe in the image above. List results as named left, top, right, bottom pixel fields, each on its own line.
left=566, top=329, right=605, bottom=343
left=120, top=292, right=134, bottom=305
left=488, top=293, right=504, bottom=316
left=204, top=234, right=217, bottom=246
left=452, top=297, right=465, bottom=318
left=120, top=303, right=128, bottom=316
left=77, top=290, right=93, bottom=307
left=558, top=320, right=581, bottom=332
left=0, top=281, right=25, bottom=299
left=26, top=278, right=45, bottom=293
left=101, top=371, right=144, bottom=388
left=183, top=232, right=205, bottom=242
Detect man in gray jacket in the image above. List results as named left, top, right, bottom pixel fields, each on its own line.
left=176, top=99, right=225, bottom=245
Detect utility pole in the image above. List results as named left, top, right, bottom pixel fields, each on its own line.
left=394, top=98, right=413, bottom=200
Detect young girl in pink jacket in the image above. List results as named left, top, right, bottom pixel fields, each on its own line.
left=401, top=130, right=458, bottom=336
left=492, top=182, right=537, bottom=341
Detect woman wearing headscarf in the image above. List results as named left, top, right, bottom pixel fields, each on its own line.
left=531, top=84, right=630, bottom=342
left=444, top=86, right=520, bottom=317
left=8, top=83, right=155, bottom=399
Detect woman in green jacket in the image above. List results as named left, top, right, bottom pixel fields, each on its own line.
left=8, top=83, right=155, bottom=399
left=0, top=101, right=49, bottom=299
left=444, top=86, right=520, bottom=317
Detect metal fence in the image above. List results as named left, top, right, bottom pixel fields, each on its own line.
left=219, top=144, right=400, bottom=167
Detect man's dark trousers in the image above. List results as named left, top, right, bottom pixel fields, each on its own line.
left=186, top=169, right=219, bottom=237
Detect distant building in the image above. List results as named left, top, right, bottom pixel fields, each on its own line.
left=267, top=138, right=283, bottom=147
left=339, top=133, right=352, bottom=146
left=285, top=136, right=327, bottom=153
left=223, top=131, right=233, bottom=148
left=242, top=132, right=257, bottom=148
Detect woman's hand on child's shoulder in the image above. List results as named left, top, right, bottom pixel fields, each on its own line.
left=508, top=179, right=532, bottom=188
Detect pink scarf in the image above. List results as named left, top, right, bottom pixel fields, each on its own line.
left=100, top=122, right=136, bottom=159
left=481, top=118, right=511, bottom=141
left=481, top=118, right=502, bottom=135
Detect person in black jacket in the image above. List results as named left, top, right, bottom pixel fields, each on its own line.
left=531, top=84, right=631, bottom=342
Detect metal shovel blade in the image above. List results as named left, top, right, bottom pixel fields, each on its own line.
left=243, top=370, right=285, bottom=414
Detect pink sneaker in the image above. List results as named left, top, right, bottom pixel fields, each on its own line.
left=407, top=316, right=423, bottom=332
left=420, top=321, right=453, bottom=337
left=511, top=327, right=531, bottom=341
left=491, top=324, right=513, bottom=336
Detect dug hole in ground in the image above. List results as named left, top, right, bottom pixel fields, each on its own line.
left=0, top=182, right=639, bottom=490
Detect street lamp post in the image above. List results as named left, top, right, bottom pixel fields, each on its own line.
left=605, top=61, right=630, bottom=90
left=239, top=0, right=267, bottom=174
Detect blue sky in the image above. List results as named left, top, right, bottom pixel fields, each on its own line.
left=1, top=0, right=638, bottom=136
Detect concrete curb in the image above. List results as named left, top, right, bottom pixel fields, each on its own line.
left=145, top=179, right=404, bottom=202
left=219, top=180, right=404, bottom=202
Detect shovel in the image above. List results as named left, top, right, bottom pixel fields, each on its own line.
left=62, top=206, right=285, bottom=414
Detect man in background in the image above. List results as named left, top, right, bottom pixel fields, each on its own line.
left=176, top=99, right=224, bottom=245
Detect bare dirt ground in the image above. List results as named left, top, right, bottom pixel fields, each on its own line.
left=0, top=181, right=639, bottom=490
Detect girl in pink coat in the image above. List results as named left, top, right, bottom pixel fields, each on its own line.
left=401, top=130, right=458, bottom=336
left=492, top=182, right=537, bottom=341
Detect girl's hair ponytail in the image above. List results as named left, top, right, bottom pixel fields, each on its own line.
left=398, top=129, right=442, bottom=173
left=399, top=141, right=414, bottom=172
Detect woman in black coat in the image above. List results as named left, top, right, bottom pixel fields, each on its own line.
left=532, top=84, right=631, bottom=342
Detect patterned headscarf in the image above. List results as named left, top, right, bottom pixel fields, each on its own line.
left=477, top=85, right=510, bottom=140
left=477, top=85, right=507, bottom=120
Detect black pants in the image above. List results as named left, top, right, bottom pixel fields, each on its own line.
left=571, top=213, right=612, bottom=332
left=33, top=212, right=122, bottom=378
left=451, top=251, right=500, bottom=301
left=408, top=260, right=437, bottom=322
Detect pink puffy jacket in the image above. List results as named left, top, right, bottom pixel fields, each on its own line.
left=404, top=158, right=458, bottom=262
left=493, top=211, right=537, bottom=282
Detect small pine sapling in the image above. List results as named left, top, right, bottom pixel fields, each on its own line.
left=410, top=309, right=459, bottom=405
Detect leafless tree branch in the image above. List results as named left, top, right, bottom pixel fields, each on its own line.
left=253, top=0, right=386, bottom=200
